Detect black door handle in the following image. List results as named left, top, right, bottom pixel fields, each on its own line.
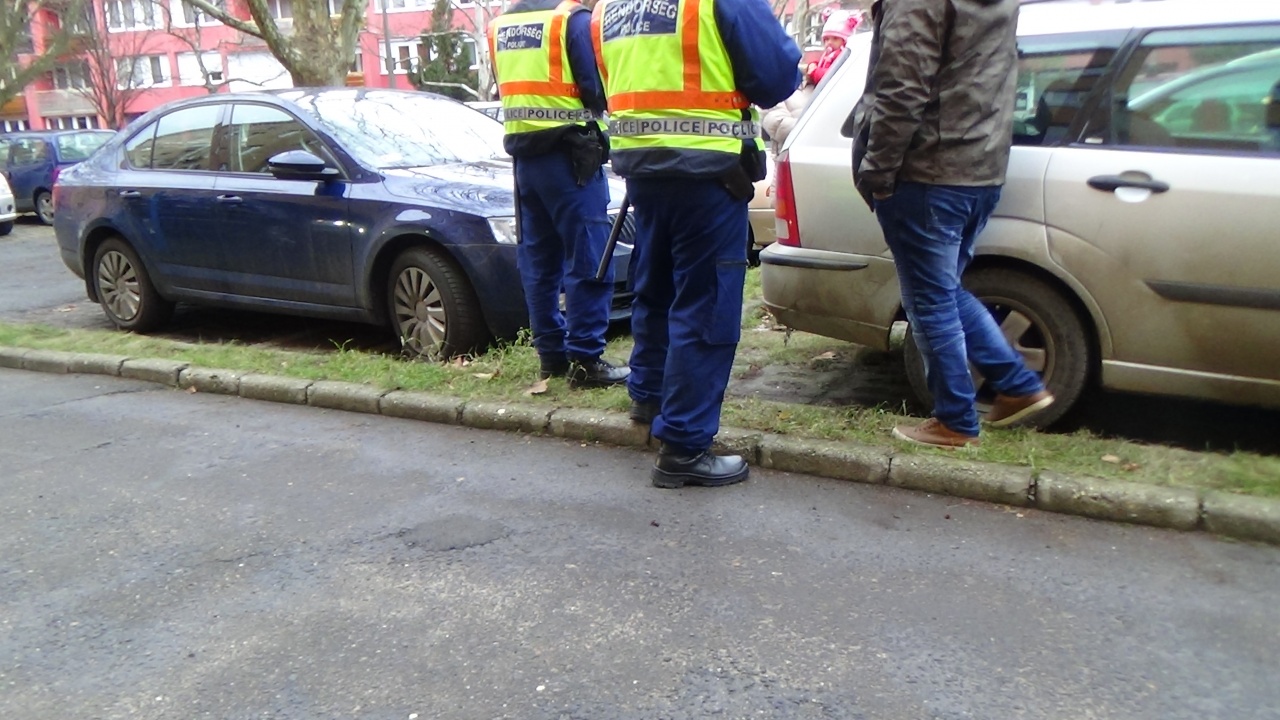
left=118, top=190, right=141, bottom=198
left=215, top=194, right=243, bottom=205
left=1087, top=175, right=1170, bottom=193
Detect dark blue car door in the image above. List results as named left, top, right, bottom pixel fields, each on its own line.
left=115, top=103, right=227, bottom=294
left=211, top=102, right=354, bottom=307
left=4, top=137, right=53, bottom=211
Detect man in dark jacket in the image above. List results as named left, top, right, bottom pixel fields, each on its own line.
left=852, top=0, right=1054, bottom=448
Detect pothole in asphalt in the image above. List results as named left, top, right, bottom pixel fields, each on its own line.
left=397, top=515, right=508, bottom=551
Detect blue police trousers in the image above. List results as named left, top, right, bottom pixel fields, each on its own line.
left=626, top=176, right=749, bottom=455
left=514, top=151, right=614, bottom=361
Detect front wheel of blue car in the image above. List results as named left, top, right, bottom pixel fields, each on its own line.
left=388, top=246, right=489, bottom=360
left=93, top=236, right=173, bottom=333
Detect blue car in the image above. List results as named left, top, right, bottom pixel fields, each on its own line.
left=53, top=88, right=633, bottom=359
left=0, top=129, right=114, bottom=224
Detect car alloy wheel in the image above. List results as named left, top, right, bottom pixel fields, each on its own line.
left=904, top=268, right=1090, bottom=428
left=92, top=237, right=173, bottom=332
left=36, top=191, right=54, bottom=225
left=387, top=247, right=488, bottom=360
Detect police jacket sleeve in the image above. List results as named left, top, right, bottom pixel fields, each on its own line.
left=565, top=8, right=607, bottom=116
left=714, top=0, right=802, bottom=110
left=858, top=0, right=947, bottom=197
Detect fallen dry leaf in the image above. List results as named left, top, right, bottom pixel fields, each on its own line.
left=1122, top=463, right=1141, bottom=472
left=812, top=351, right=836, bottom=361
left=472, top=372, right=494, bottom=380
left=450, top=357, right=470, bottom=368
left=524, top=378, right=549, bottom=396
left=1101, top=454, right=1122, bottom=464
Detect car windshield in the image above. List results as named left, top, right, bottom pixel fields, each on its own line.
left=55, top=131, right=112, bottom=162
left=282, top=89, right=506, bottom=169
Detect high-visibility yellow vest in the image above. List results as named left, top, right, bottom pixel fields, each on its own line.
left=488, top=0, right=598, bottom=136
left=591, top=0, right=761, bottom=175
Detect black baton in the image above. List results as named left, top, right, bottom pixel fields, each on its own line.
left=594, top=193, right=630, bottom=282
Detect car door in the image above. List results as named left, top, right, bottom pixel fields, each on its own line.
left=212, top=102, right=354, bottom=307
left=113, top=103, right=227, bottom=294
left=4, top=137, right=52, bottom=212
left=1043, top=23, right=1280, bottom=390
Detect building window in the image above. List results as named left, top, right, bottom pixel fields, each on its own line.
left=45, top=116, right=100, bottom=130
left=117, top=55, right=172, bottom=88
left=383, top=39, right=427, bottom=74
left=350, top=50, right=363, bottom=74
left=178, top=52, right=225, bottom=85
left=265, top=0, right=292, bottom=20
left=106, top=0, right=164, bottom=30
left=379, top=0, right=431, bottom=12
left=176, top=0, right=226, bottom=26
left=59, top=4, right=96, bottom=35
left=1, top=119, right=32, bottom=133
left=52, top=62, right=91, bottom=90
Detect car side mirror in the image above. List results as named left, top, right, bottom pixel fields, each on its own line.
left=267, top=150, right=340, bottom=181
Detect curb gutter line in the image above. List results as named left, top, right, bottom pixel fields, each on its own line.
left=4, top=345, right=1279, bottom=546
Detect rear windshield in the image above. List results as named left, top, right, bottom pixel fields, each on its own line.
left=55, top=132, right=113, bottom=162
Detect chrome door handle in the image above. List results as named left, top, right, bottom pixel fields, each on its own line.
left=1087, top=175, right=1170, bottom=193
left=215, top=194, right=243, bottom=205
left=118, top=190, right=141, bottom=198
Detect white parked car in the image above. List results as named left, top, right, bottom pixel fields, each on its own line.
left=760, top=0, right=1280, bottom=425
left=0, top=174, right=16, bottom=236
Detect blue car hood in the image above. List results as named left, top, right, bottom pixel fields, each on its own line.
left=381, top=160, right=627, bottom=217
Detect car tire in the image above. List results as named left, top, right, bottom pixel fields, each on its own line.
left=904, top=268, right=1090, bottom=429
left=35, top=190, right=54, bottom=225
left=0, top=220, right=12, bottom=236
left=387, top=246, right=490, bottom=360
left=92, top=237, right=174, bottom=332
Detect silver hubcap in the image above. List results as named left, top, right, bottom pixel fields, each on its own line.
left=971, top=303, right=1051, bottom=395
left=37, top=194, right=53, bottom=222
left=98, top=250, right=141, bottom=322
left=392, top=267, right=447, bottom=357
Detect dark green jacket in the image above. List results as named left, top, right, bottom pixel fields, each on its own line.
left=852, top=0, right=1020, bottom=200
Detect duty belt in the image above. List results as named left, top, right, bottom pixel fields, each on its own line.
left=504, top=107, right=599, bottom=122
left=609, top=118, right=760, bottom=139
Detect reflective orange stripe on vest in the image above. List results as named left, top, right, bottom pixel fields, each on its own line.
left=591, top=0, right=749, bottom=112
left=491, top=0, right=583, bottom=98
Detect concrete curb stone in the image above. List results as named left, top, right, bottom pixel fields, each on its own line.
left=462, top=401, right=550, bottom=434
left=890, top=453, right=1033, bottom=508
left=0, top=346, right=29, bottom=369
left=121, top=358, right=189, bottom=386
left=21, top=349, right=75, bottom=374
left=308, top=380, right=388, bottom=414
left=68, top=353, right=129, bottom=376
left=4, top=351, right=1280, bottom=546
left=760, top=435, right=891, bottom=485
left=548, top=408, right=651, bottom=448
left=239, top=374, right=312, bottom=405
left=1202, top=491, right=1280, bottom=545
left=380, top=391, right=464, bottom=425
left=179, top=367, right=242, bottom=395
left=1036, top=472, right=1201, bottom=531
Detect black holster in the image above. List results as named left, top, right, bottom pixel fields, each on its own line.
left=562, top=124, right=610, bottom=186
left=721, top=145, right=766, bottom=202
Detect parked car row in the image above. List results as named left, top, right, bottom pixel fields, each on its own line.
left=52, top=88, right=633, bottom=360
left=0, top=129, right=114, bottom=225
left=760, top=0, right=1280, bottom=425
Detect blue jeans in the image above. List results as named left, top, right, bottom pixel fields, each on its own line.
left=514, top=151, right=614, bottom=361
left=874, top=182, right=1043, bottom=436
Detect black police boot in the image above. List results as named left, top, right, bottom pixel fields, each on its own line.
left=629, top=400, right=660, bottom=425
left=568, top=358, right=629, bottom=388
left=539, top=353, right=570, bottom=380
left=651, top=446, right=749, bottom=489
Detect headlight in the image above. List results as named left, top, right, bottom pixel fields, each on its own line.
left=488, top=216, right=518, bottom=245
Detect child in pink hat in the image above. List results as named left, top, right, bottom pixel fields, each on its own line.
left=808, top=9, right=862, bottom=84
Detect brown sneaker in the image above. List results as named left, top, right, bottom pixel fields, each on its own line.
left=891, top=418, right=980, bottom=449
left=984, top=390, right=1055, bottom=428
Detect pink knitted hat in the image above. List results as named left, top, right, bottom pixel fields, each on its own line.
left=821, top=10, right=861, bottom=41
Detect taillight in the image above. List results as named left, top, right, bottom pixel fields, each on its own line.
left=773, top=152, right=801, bottom=247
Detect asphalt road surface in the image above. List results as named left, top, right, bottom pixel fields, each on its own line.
left=6, top=218, right=1280, bottom=456
left=2, top=369, right=1278, bottom=719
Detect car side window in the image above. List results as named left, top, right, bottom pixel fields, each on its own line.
left=1013, top=31, right=1125, bottom=147
left=124, top=122, right=158, bottom=168
left=10, top=139, right=52, bottom=166
left=150, top=104, right=222, bottom=171
left=1100, top=24, right=1280, bottom=154
left=227, top=104, right=335, bottom=174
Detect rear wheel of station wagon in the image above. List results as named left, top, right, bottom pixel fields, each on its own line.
left=904, top=268, right=1090, bottom=429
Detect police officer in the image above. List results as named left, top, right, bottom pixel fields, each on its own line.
left=489, top=0, right=630, bottom=388
left=591, top=0, right=800, bottom=488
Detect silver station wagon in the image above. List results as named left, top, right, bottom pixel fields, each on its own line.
left=760, top=0, right=1280, bottom=425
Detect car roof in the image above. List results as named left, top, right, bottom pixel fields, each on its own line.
left=0, top=129, right=113, bottom=138
left=1018, top=0, right=1278, bottom=38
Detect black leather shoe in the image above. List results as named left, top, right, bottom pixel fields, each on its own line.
left=539, top=354, right=569, bottom=380
left=568, top=358, right=630, bottom=388
left=651, top=448, right=749, bottom=489
left=629, top=400, right=659, bottom=425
